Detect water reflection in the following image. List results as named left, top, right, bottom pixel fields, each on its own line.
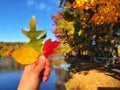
left=0, top=56, right=70, bottom=90
left=0, top=58, right=23, bottom=72
left=50, top=56, right=70, bottom=90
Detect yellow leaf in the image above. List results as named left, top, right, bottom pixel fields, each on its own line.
left=78, top=30, right=83, bottom=36
left=12, top=46, right=38, bottom=65
left=118, top=46, right=120, bottom=55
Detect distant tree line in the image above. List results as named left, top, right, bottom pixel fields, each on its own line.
left=0, top=42, right=67, bottom=58
left=0, top=42, right=25, bottom=58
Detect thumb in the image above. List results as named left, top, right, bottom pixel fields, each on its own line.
left=35, top=55, right=46, bottom=73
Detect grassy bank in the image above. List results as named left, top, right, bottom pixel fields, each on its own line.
left=64, top=57, right=120, bottom=90
left=65, top=70, right=120, bottom=90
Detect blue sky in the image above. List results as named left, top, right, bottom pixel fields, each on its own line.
left=0, top=0, right=61, bottom=42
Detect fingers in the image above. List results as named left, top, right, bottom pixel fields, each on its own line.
left=35, top=56, right=51, bottom=82
left=35, top=55, right=46, bottom=73
left=24, top=63, right=35, bottom=72
left=42, top=58, right=51, bottom=82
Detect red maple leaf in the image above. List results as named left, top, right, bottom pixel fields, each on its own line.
left=43, top=39, right=60, bottom=57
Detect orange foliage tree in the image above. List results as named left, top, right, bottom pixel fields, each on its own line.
left=73, top=0, right=120, bottom=24
left=52, top=0, right=120, bottom=59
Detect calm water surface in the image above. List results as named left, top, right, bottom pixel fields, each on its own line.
left=0, top=56, right=70, bottom=90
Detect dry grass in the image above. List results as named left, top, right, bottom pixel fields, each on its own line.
left=65, top=70, right=120, bottom=90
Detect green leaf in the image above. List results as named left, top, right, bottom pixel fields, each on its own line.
left=29, top=16, right=37, bottom=32
left=22, top=16, right=46, bottom=54
left=26, top=33, right=46, bottom=54
left=22, top=30, right=45, bottom=40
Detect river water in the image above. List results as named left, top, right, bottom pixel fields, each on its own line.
left=0, top=56, right=70, bottom=90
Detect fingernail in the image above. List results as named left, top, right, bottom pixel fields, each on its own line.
left=39, top=55, right=46, bottom=65
left=43, top=77, right=48, bottom=82
left=38, top=55, right=45, bottom=61
left=41, top=55, right=45, bottom=60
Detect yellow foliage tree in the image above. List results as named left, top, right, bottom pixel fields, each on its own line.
left=73, top=0, right=120, bottom=24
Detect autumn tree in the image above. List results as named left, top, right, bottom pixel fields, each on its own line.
left=52, top=0, right=120, bottom=60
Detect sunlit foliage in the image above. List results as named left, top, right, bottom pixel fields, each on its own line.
left=52, top=0, right=120, bottom=60
left=73, top=0, right=120, bottom=24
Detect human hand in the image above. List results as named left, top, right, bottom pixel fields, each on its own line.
left=17, top=55, right=51, bottom=90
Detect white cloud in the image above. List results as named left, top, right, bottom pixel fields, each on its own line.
left=26, top=0, right=51, bottom=11
left=37, top=3, right=47, bottom=10
left=37, top=2, right=51, bottom=10
left=27, top=0, right=34, bottom=6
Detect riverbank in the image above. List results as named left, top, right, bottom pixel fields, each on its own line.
left=64, top=57, right=120, bottom=90
left=65, top=70, right=120, bottom=90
